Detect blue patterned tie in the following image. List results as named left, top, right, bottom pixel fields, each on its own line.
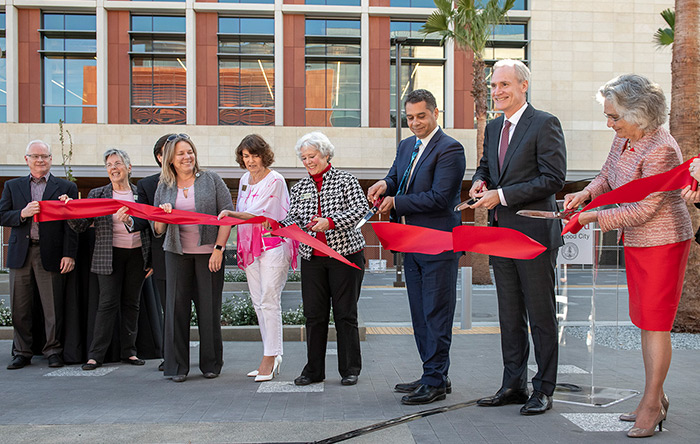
left=397, top=139, right=422, bottom=196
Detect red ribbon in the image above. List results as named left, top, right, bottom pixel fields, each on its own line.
left=36, top=199, right=359, bottom=270
left=370, top=222, right=546, bottom=260
left=563, top=157, right=698, bottom=235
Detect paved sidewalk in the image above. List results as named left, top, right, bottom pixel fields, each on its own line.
left=2, top=270, right=700, bottom=443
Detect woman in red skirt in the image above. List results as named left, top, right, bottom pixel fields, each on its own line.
left=565, top=74, right=693, bottom=438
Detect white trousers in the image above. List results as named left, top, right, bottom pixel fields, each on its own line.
left=245, top=245, right=291, bottom=356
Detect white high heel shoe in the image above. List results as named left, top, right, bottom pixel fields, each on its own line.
left=246, top=370, right=259, bottom=377
left=255, top=355, right=282, bottom=382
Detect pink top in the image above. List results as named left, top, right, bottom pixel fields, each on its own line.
left=112, top=189, right=142, bottom=249
left=584, top=127, right=693, bottom=247
left=236, top=170, right=296, bottom=269
left=176, top=186, right=215, bottom=254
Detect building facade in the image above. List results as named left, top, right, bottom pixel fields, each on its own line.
left=0, top=0, right=673, bottom=187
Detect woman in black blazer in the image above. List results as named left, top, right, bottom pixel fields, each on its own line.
left=61, top=148, right=151, bottom=370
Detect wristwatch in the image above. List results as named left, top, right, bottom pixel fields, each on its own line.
left=214, top=244, right=225, bottom=252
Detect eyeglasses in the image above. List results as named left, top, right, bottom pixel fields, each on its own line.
left=603, top=113, right=623, bottom=122
left=26, top=154, right=51, bottom=160
left=105, top=161, right=125, bottom=169
left=167, top=133, right=190, bottom=142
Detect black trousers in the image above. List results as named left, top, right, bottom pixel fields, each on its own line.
left=491, top=248, right=559, bottom=396
left=164, top=252, right=224, bottom=377
left=91, top=247, right=146, bottom=362
left=300, top=250, right=365, bottom=380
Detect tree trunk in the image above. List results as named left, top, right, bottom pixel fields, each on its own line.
left=471, top=55, right=492, bottom=284
left=672, top=0, right=700, bottom=332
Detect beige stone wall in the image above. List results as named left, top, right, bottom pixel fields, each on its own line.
left=0, top=123, right=479, bottom=175
left=530, top=0, right=674, bottom=171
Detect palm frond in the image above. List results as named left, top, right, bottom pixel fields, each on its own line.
left=660, top=8, right=674, bottom=29
left=653, top=8, right=674, bottom=48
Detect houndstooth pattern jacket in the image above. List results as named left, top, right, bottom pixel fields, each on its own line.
left=281, top=167, right=368, bottom=261
left=68, top=183, right=151, bottom=275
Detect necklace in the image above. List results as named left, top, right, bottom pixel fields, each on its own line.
left=178, top=177, right=195, bottom=198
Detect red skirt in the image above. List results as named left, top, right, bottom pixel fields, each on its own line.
left=625, top=239, right=691, bottom=331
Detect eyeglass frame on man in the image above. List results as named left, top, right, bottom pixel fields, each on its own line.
left=26, top=154, right=52, bottom=160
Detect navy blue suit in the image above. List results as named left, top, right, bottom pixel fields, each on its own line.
left=384, top=127, right=466, bottom=387
left=473, top=104, right=566, bottom=396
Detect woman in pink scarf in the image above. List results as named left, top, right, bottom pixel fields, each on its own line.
left=219, top=134, right=295, bottom=382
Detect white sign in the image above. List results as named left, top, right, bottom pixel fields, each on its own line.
left=557, top=224, right=594, bottom=265
left=368, top=259, right=387, bottom=273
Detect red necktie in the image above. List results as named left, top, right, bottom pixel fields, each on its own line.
left=498, top=120, right=512, bottom=170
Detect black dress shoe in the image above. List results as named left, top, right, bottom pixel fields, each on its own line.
left=477, top=387, right=529, bottom=407
left=400, top=384, right=446, bottom=405
left=203, top=372, right=218, bottom=379
left=48, top=354, right=64, bottom=368
left=520, top=390, right=553, bottom=415
left=341, top=375, right=358, bottom=386
left=121, top=358, right=145, bottom=366
left=81, top=362, right=102, bottom=371
left=7, top=355, right=31, bottom=370
left=395, top=376, right=452, bottom=394
left=294, top=375, right=322, bottom=386
left=158, top=361, right=165, bottom=372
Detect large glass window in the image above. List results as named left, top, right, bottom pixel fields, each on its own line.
left=220, top=0, right=274, bottom=4
left=390, top=21, right=444, bottom=127
left=130, top=15, right=186, bottom=124
left=40, top=13, right=97, bottom=124
left=0, top=13, right=6, bottom=123
left=218, top=17, right=274, bottom=125
left=306, top=0, right=360, bottom=5
left=305, top=19, right=361, bottom=127
left=483, top=23, right=528, bottom=120
left=389, top=0, right=527, bottom=9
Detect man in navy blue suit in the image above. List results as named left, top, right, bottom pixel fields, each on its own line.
left=0, top=140, right=78, bottom=369
left=368, top=89, right=465, bottom=405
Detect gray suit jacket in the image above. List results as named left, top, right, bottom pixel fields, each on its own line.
left=68, top=183, right=151, bottom=275
left=153, top=170, right=233, bottom=254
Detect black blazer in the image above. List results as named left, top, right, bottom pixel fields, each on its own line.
left=473, top=104, right=567, bottom=250
left=136, top=173, right=166, bottom=280
left=0, top=173, right=79, bottom=272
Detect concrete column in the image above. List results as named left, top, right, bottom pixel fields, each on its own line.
left=5, top=3, right=18, bottom=123
left=360, top=0, right=369, bottom=127
left=274, top=0, right=283, bottom=126
left=186, top=0, right=196, bottom=125
left=445, top=39, right=454, bottom=129
left=96, top=0, right=108, bottom=124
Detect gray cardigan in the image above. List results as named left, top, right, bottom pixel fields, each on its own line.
left=153, top=170, right=233, bottom=254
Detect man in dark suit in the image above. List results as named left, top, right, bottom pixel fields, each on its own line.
left=470, top=60, right=566, bottom=415
left=0, top=140, right=78, bottom=369
left=135, top=133, right=173, bottom=371
left=368, top=89, right=465, bottom=405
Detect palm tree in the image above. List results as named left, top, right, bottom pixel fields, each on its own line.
left=662, top=2, right=700, bottom=332
left=422, top=0, right=515, bottom=284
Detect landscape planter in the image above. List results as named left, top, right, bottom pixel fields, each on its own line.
left=223, top=281, right=301, bottom=292
left=0, top=323, right=366, bottom=342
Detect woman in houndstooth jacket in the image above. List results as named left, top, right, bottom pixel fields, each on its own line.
left=280, top=131, right=368, bottom=387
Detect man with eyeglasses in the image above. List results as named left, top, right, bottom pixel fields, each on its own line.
left=0, top=140, right=78, bottom=370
